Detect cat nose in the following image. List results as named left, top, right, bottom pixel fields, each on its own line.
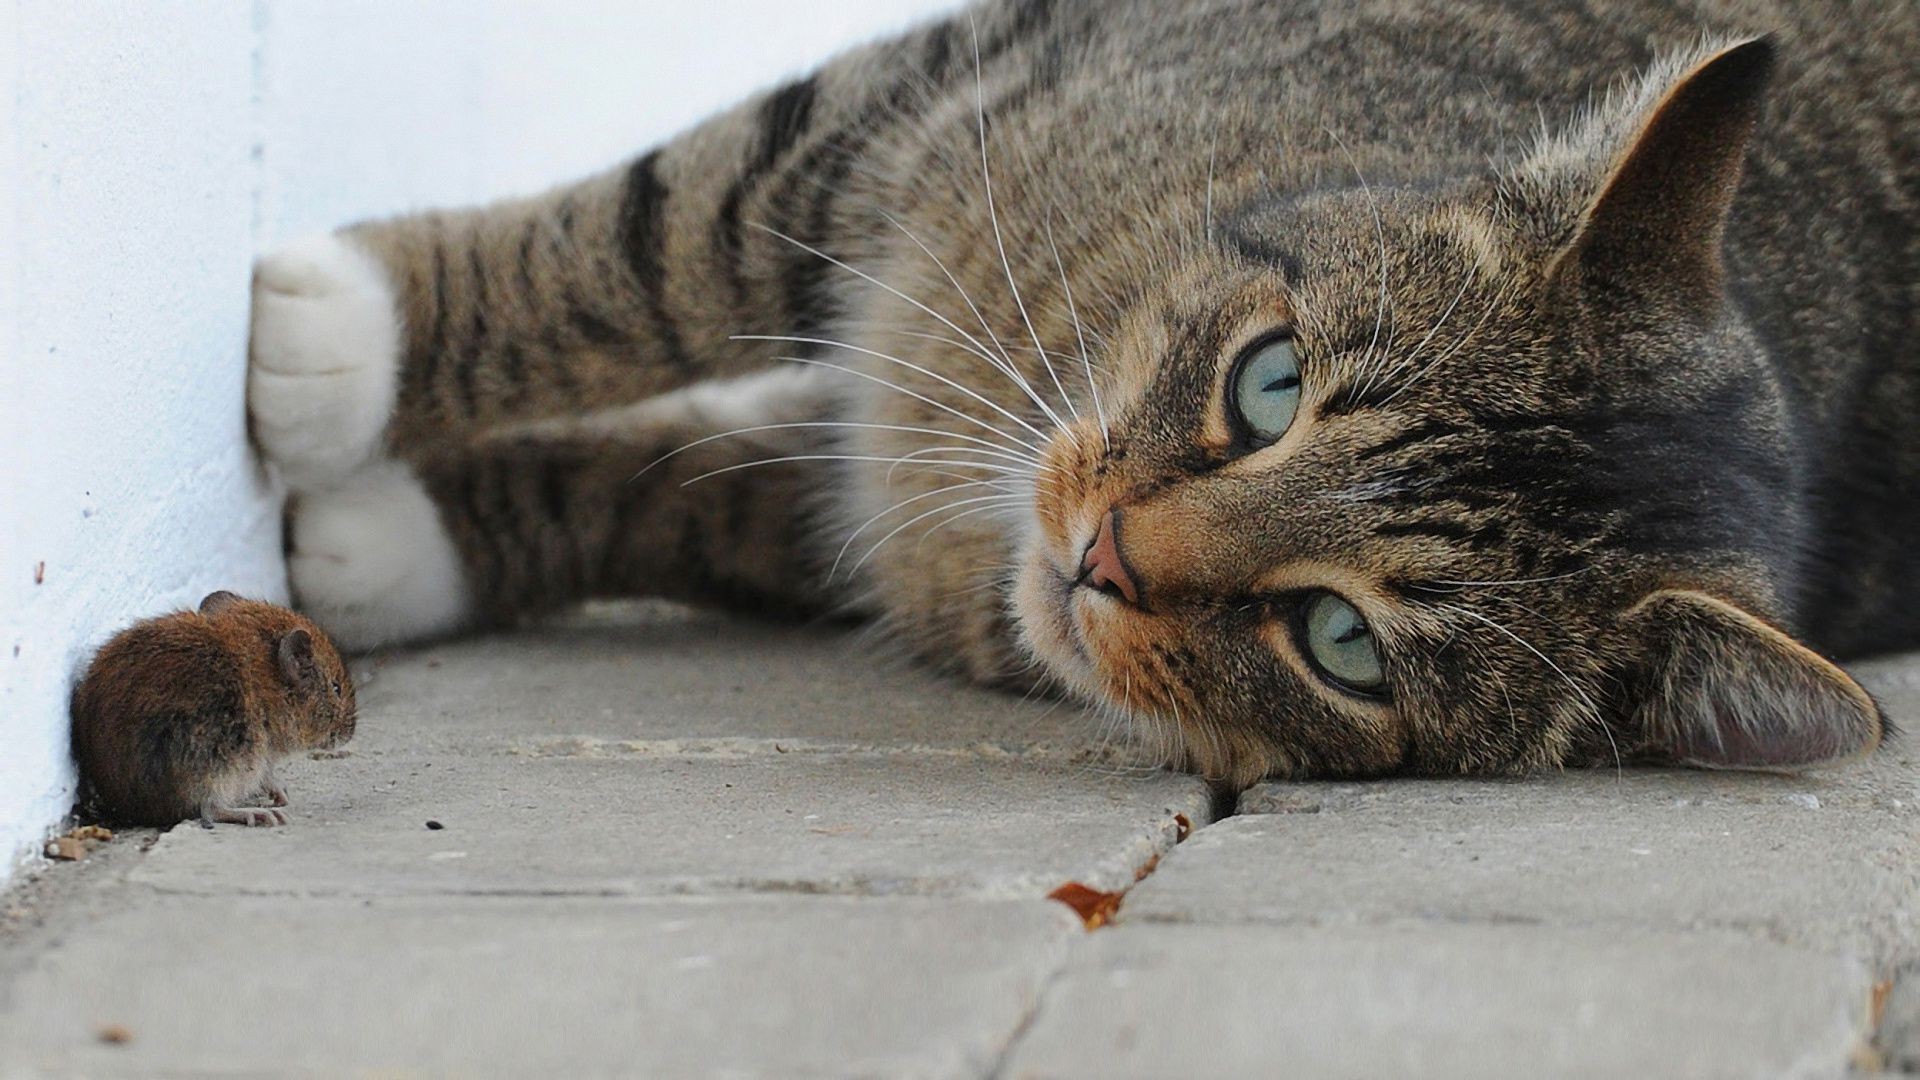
left=1077, top=508, right=1140, bottom=605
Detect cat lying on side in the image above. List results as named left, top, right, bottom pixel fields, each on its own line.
left=245, top=0, right=1916, bottom=783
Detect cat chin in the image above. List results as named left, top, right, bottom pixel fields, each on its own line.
left=1008, top=553, right=1105, bottom=702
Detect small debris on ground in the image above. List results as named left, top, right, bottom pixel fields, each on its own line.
left=1133, top=853, right=1161, bottom=882
left=1048, top=882, right=1124, bottom=930
left=96, top=1024, right=133, bottom=1045
left=44, top=825, right=114, bottom=861
left=33, top=561, right=46, bottom=585
left=425, top=820, right=445, bottom=830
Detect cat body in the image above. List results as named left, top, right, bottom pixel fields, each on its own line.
left=249, top=0, right=1916, bottom=783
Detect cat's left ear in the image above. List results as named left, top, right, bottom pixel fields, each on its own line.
left=1619, top=589, right=1883, bottom=770
left=1549, top=37, right=1776, bottom=314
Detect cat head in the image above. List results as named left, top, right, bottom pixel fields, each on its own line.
left=1012, top=37, right=1884, bottom=782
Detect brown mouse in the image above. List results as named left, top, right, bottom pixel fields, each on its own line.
left=70, top=591, right=356, bottom=827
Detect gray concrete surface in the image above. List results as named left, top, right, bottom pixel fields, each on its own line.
left=1, top=601, right=1916, bottom=1077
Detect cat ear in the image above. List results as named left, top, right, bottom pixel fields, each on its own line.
left=1547, top=37, right=1775, bottom=314
left=1620, top=589, right=1882, bottom=769
left=199, top=590, right=245, bottom=615
left=276, top=628, right=317, bottom=687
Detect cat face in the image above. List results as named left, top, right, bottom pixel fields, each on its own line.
left=1010, top=37, right=1882, bottom=781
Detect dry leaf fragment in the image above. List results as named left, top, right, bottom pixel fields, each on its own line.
left=97, top=1024, right=133, bottom=1045
left=1173, top=814, right=1193, bottom=842
left=1048, top=882, right=1124, bottom=930
left=44, top=825, right=115, bottom=861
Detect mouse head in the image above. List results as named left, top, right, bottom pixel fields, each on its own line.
left=201, top=591, right=357, bottom=749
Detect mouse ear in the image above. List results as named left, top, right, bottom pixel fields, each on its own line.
left=199, top=591, right=245, bottom=615
left=276, top=628, right=317, bottom=687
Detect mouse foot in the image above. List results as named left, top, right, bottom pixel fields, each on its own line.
left=199, top=801, right=290, bottom=828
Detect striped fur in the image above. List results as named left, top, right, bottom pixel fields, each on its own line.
left=252, top=0, right=1918, bottom=783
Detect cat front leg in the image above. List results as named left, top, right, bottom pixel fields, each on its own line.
left=285, top=366, right=844, bottom=646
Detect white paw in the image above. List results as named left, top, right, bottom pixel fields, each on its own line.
left=249, top=234, right=402, bottom=492
left=288, top=461, right=474, bottom=650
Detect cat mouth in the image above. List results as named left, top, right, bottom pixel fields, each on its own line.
left=1012, top=552, right=1102, bottom=690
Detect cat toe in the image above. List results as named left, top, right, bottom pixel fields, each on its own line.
left=248, top=233, right=402, bottom=492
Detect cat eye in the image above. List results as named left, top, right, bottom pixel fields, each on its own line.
left=1229, top=336, right=1302, bottom=447
left=1301, top=592, right=1387, bottom=695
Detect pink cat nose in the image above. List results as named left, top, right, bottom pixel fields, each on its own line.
left=1078, top=508, right=1140, bottom=606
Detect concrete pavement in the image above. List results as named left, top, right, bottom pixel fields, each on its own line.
left=2, top=601, right=1916, bottom=1077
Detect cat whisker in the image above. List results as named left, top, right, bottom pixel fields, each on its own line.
left=875, top=209, right=1073, bottom=433
left=1354, top=263, right=1476, bottom=405
left=883, top=443, right=1043, bottom=485
left=1412, top=566, right=1598, bottom=590
left=1203, top=123, right=1220, bottom=245
left=1326, top=126, right=1395, bottom=371
left=679, top=453, right=1027, bottom=490
left=736, top=334, right=1055, bottom=450
left=771, top=355, right=1046, bottom=459
left=1377, top=277, right=1516, bottom=407
left=968, top=15, right=1082, bottom=441
left=629, top=419, right=1042, bottom=484
left=912, top=497, right=1026, bottom=552
left=1045, top=213, right=1109, bottom=452
left=847, top=492, right=1026, bottom=578
left=1437, top=602, right=1619, bottom=777
left=831, top=478, right=1011, bottom=581
left=744, top=221, right=1007, bottom=374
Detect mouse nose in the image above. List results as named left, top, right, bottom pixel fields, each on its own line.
left=1077, top=508, right=1140, bottom=606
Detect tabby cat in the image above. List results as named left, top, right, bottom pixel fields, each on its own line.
left=248, top=0, right=1918, bottom=785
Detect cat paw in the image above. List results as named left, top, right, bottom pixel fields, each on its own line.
left=287, top=461, right=475, bottom=650
left=248, top=234, right=402, bottom=492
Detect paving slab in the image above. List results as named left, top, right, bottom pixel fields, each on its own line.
left=1000, top=924, right=1871, bottom=1079
left=345, top=602, right=1113, bottom=758
left=5, top=602, right=1918, bottom=1076
left=0, top=895, right=1077, bottom=1078
left=1125, top=757, right=1920, bottom=962
left=128, top=750, right=1207, bottom=900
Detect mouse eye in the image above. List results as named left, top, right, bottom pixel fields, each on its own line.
left=331, top=679, right=343, bottom=696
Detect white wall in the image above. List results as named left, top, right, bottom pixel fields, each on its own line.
left=0, top=0, right=950, bottom=887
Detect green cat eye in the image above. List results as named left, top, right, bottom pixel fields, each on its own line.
left=1302, top=592, right=1387, bottom=695
left=1230, top=336, right=1302, bottom=446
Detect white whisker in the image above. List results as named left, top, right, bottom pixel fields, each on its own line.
left=831, top=478, right=1008, bottom=580
left=848, top=492, right=1024, bottom=577
left=776, top=356, right=1047, bottom=460
left=629, top=419, right=1040, bottom=484
left=968, top=16, right=1079, bottom=432
left=741, top=220, right=1013, bottom=384
left=1045, top=214, right=1108, bottom=451
left=737, top=334, right=1054, bottom=448
left=1439, top=602, right=1619, bottom=776
left=874, top=210, right=1071, bottom=432
left=680, top=453, right=1025, bottom=490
